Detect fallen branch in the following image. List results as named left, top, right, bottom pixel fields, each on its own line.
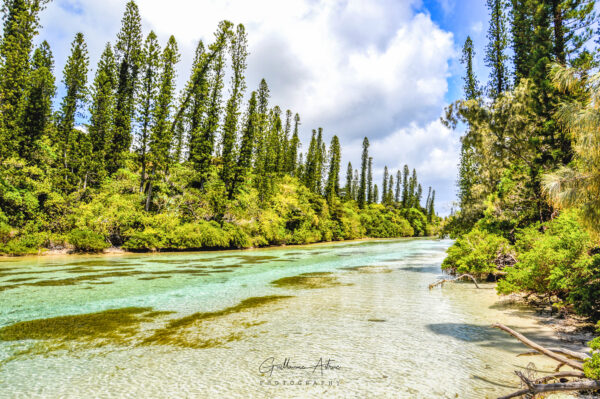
left=428, top=274, right=480, bottom=290
left=533, top=371, right=585, bottom=384
left=517, top=348, right=590, bottom=361
left=497, top=379, right=600, bottom=399
left=492, top=323, right=584, bottom=371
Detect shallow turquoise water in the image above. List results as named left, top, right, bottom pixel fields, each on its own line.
left=0, top=238, right=576, bottom=398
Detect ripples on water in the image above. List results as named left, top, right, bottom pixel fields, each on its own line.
left=0, top=239, right=578, bottom=398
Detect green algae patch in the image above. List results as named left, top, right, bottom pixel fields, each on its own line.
left=4, top=277, right=35, bottom=283
left=137, top=276, right=171, bottom=281
left=9, top=270, right=146, bottom=289
left=235, top=255, right=280, bottom=264
left=0, top=308, right=176, bottom=364
left=141, top=295, right=291, bottom=348
left=341, top=266, right=393, bottom=274
left=270, top=272, right=342, bottom=289
left=0, top=307, right=154, bottom=342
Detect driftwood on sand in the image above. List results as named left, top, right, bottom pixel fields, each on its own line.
left=428, top=274, right=480, bottom=290
left=492, top=323, right=599, bottom=399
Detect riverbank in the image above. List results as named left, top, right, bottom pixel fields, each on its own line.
left=0, top=238, right=591, bottom=398
left=0, top=236, right=436, bottom=260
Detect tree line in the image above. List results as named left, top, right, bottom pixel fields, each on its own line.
left=442, top=0, right=600, bottom=381
left=0, top=0, right=438, bottom=254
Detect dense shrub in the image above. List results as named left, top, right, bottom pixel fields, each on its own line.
left=442, top=228, right=511, bottom=277
left=585, top=323, right=600, bottom=379
left=497, top=211, right=599, bottom=317
left=67, top=228, right=109, bottom=253
left=1, top=171, right=439, bottom=255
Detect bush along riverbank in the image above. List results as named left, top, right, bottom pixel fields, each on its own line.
left=441, top=0, right=600, bottom=388
left=0, top=169, right=439, bottom=256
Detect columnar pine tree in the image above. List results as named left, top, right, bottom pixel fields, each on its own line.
left=280, top=109, right=292, bottom=172
left=367, top=157, right=373, bottom=204
left=345, top=162, right=353, bottom=200
left=303, top=130, right=318, bottom=191
left=110, top=0, right=142, bottom=173
left=510, top=0, right=534, bottom=84
left=171, top=95, right=186, bottom=162
left=178, top=22, right=232, bottom=167
left=254, top=78, right=270, bottom=170
left=395, top=170, right=401, bottom=203
left=358, top=137, right=369, bottom=208
left=401, top=164, right=409, bottom=207
left=230, top=91, right=257, bottom=198
left=485, top=0, right=509, bottom=98
left=373, top=184, right=379, bottom=204
left=352, top=169, right=359, bottom=201
left=408, top=169, right=417, bottom=207
left=286, top=113, right=300, bottom=175
left=145, top=36, right=180, bottom=211
left=194, top=44, right=225, bottom=189
left=0, top=0, right=47, bottom=157
left=136, top=31, right=161, bottom=192
left=88, top=43, right=117, bottom=183
left=314, top=128, right=325, bottom=193
left=388, top=175, right=394, bottom=204
left=460, top=36, right=481, bottom=100
left=253, top=78, right=270, bottom=198
left=428, top=190, right=436, bottom=221
left=19, top=40, right=55, bottom=160
left=186, top=41, right=209, bottom=170
left=57, top=33, right=89, bottom=185
left=221, top=24, right=248, bottom=192
left=382, top=166, right=389, bottom=204
left=416, top=184, right=423, bottom=208
left=325, top=135, right=341, bottom=203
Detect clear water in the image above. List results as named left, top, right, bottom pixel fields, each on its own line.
left=0, top=238, right=579, bottom=398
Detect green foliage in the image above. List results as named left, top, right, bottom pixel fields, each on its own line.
left=360, top=204, right=414, bottom=238
left=442, top=228, right=511, bottom=277
left=67, top=228, right=109, bottom=253
left=584, top=322, right=600, bottom=379
left=497, top=210, right=600, bottom=318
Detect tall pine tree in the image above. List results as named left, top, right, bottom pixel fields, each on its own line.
left=136, top=31, right=161, bottom=192
left=19, top=40, right=55, bottom=160
left=358, top=137, right=369, bottom=208
left=0, top=0, right=47, bottom=157
left=88, top=43, right=117, bottom=183
left=221, top=24, right=248, bottom=192
left=345, top=162, right=353, bottom=200
left=230, top=91, right=258, bottom=198
left=57, top=33, right=89, bottom=185
left=110, top=0, right=142, bottom=173
left=325, top=135, right=341, bottom=203
left=367, top=157, right=373, bottom=204
left=485, top=0, right=509, bottom=98
left=460, top=36, right=481, bottom=100
left=145, top=36, right=180, bottom=211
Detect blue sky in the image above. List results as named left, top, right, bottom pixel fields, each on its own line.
left=33, top=0, right=493, bottom=215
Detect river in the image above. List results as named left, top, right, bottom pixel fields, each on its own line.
left=0, top=238, right=581, bottom=398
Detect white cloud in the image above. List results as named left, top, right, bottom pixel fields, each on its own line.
left=471, top=21, right=484, bottom=34
left=38, top=0, right=459, bottom=214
